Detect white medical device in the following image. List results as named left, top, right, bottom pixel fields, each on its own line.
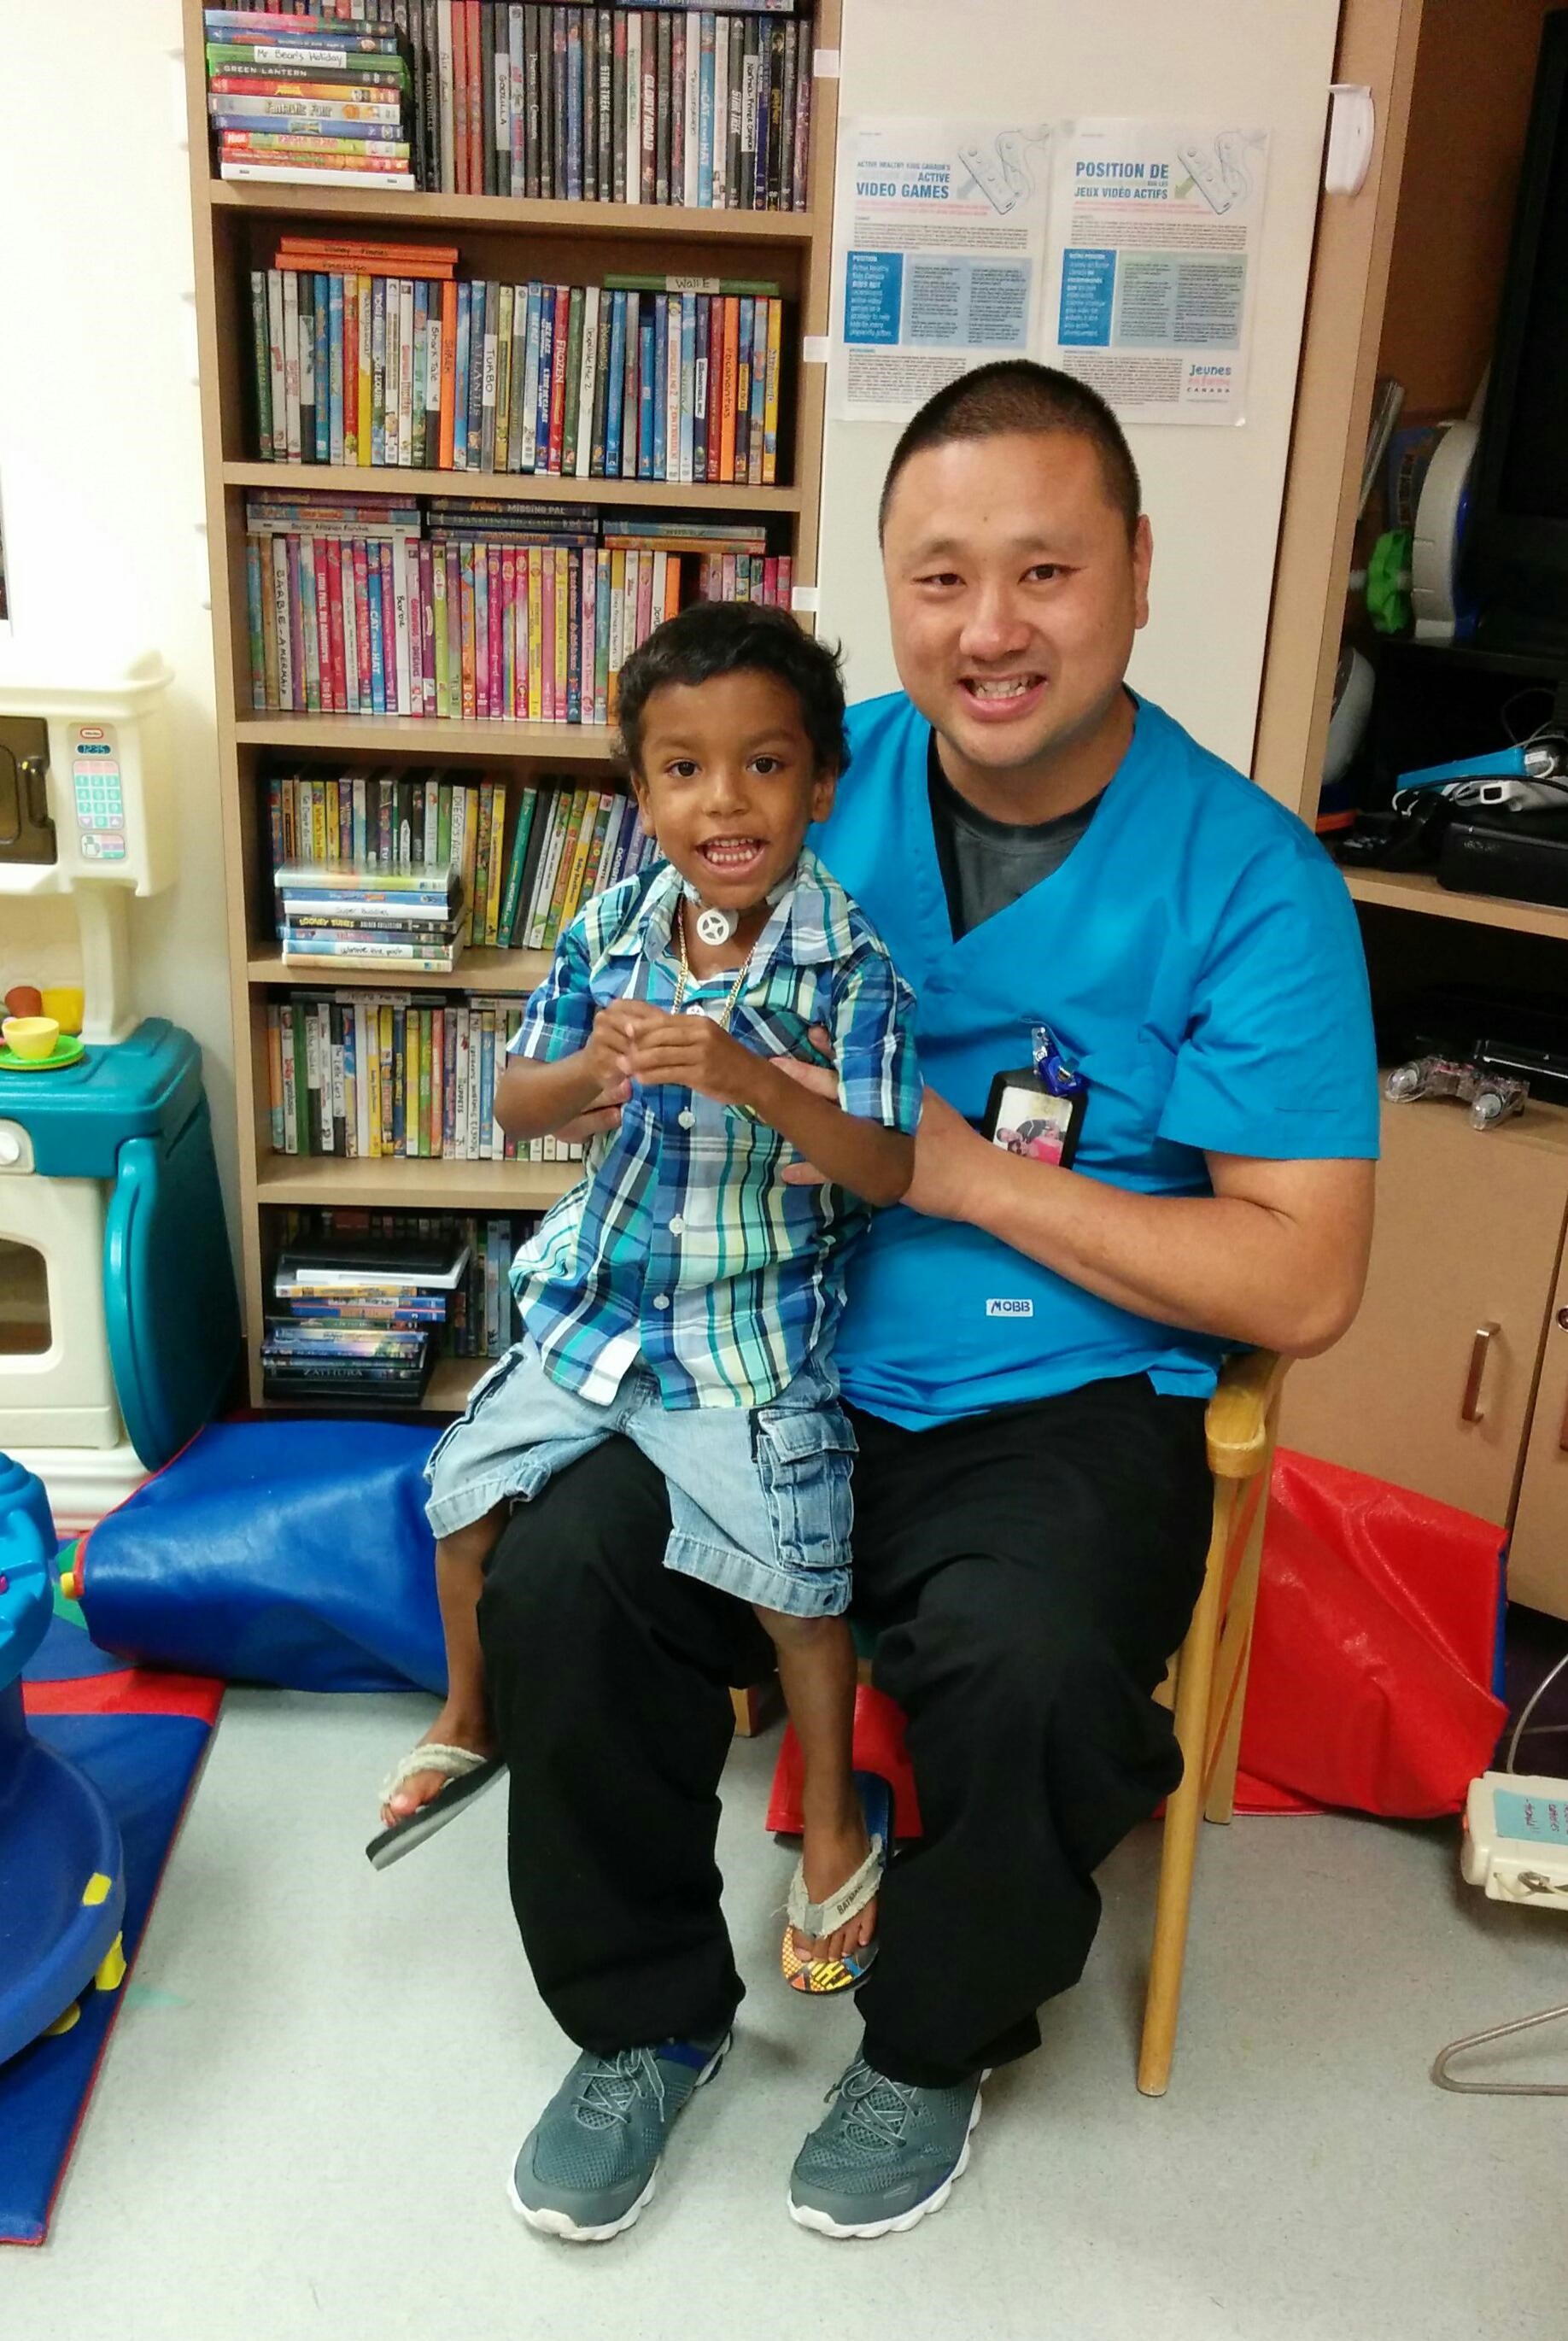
left=1433, top=1665, right=1568, bottom=2094
left=1462, top=1770, right=1568, bottom=1905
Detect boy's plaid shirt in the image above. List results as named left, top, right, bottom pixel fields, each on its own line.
left=508, top=848, right=921, bottom=1409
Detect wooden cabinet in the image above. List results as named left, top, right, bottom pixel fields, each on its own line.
left=1282, top=1099, right=1568, bottom=1527
left=1254, top=3, right=1568, bottom=1623
left=1506, top=1239, right=1568, bottom=1617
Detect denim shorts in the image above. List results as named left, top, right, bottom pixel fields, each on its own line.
left=424, top=1337, right=855, bottom=1618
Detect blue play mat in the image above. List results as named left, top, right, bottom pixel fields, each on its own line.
left=0, top=1454, right=222, bottom=2244
left=0, top=1461, right=126, bottom=2069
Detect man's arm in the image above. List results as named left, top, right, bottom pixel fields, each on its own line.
left=781, top=1053, right=1373, bottom=1357
left=908, top=1088, right=1372, bottom=1356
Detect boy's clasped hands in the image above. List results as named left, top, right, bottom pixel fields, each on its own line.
left=584, top=998, right=768, bottom=1115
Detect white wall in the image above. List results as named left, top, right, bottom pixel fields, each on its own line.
left=0, top=1, right=238, bottom=1228
left=0, top=0, right=1337, bottom=1232
left=819, top=0, right=1340, bottom=776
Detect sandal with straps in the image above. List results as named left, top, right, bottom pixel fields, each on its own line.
left=366, top=1743, right=505, bottom=1870
left=781, top=1772, right=893, bottom=1996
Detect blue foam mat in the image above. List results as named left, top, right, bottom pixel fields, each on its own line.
left=26, top=1609, right=126, bottom=1683
left=0, top=1710, right=214, bottom=2246
left=82, top=1419, right=443, bottom=1694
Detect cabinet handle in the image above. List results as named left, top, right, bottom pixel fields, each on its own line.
left=1461, top=1324, right=1500, bottom=1424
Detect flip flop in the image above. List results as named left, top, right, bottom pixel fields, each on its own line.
left=781, top=1771, right=894, bottom=1996
left=366, top=1744, right=506, bottom=1870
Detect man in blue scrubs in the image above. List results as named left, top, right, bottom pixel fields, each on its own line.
left=478, top=363, right=1378, bottom=2241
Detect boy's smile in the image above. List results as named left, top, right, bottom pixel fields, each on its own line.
left=693, top=833, right=770, bottom=884
left=630, top=669, right=838, bottom=928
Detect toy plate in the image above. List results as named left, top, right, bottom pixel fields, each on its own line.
left=0, top=1036, right=85, bottom=1074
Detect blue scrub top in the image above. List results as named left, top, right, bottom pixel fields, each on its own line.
left=813, top=689, right=1379, bottom=1431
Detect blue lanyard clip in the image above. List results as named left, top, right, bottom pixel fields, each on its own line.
left=1031, top=1022, right=1085, bottom=1099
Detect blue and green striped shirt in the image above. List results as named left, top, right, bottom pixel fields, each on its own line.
left=508, top=848, right=921, bottom=1408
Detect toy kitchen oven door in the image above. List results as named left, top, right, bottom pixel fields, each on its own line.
left=0, top=660, right=240, bottom=1522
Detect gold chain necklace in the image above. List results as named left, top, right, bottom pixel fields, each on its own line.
left=672, top=913, right=752, bottom=1029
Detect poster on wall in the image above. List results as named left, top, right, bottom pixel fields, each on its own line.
left=833, top=117, right=1053, bottom=421
left=1047, top=119, right=1270, bottom=425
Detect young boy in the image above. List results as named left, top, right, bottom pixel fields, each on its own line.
left=378, top=602, right=921, bottom=1981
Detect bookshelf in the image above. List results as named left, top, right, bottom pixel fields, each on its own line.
left=1345, top=866, right=1568, bottom=945
left=425, top=1352, right=493, bottom=1409
left=255, top=1152, right=571, bottom=1209
left=222, top=459, right=804, bottom=511
left=183, top=0, right=842, bottom=1408
left=245, top=942, right=551, bottom=992
left=234, top=714, right=620, bottom=753
left=209, top=179, right=821, bottom=237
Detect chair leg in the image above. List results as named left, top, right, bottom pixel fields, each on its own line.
left=729, top=1679, right=781, bottom=1737
left=1138, top=1484, right=1232, bottom=2098
left=1202, top=1462, right=1270, bottom=1826
left=1202, top=1645, right=1249, bottom=1826
left=1202, top=1586, right=1261, bottom=1825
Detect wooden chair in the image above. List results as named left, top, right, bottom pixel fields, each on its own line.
left=750, top=1347, right=1289, bottom=2095
left=1137, top=1348, right=1288, bottom=2096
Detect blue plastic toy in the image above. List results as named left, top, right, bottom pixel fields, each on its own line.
left=0, top=1017, right=240, bottom=1472
left=0, top=1454, right=126, bottom=2065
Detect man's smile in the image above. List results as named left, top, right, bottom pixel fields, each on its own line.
left=957, top=672, right=1049, bottom=720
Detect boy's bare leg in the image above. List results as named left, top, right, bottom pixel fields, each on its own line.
left=760, top=1610, right=876, bottom=1965
left=381, top=1506, right=506, bottom=1823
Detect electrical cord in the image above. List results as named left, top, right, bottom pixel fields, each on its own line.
left=1505, top=1646, right=1568, bottom=1774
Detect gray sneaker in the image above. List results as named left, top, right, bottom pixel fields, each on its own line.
left=508, top=2034, right=731, bottom=2243
left=788, top=2055, right=987, bottom=2239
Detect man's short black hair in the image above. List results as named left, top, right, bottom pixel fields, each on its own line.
left=878, top=359, right=1142, bottom=543
left=616, top=600, right=849, bottom=777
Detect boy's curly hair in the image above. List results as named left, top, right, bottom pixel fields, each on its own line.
left=615, top=600, right=850, bottom=779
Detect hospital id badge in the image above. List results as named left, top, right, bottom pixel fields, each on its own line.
left=981, top=1022, right=1086, bottom=1169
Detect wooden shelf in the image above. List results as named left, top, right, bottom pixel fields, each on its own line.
left=225, top=462, right=801, bottom=514
left=1488, top=1098, right=1568, bottom=1163
left=1373, top=1082, right=1568, bottom=1163
left=1346, top=866, right=1568, bottom=944
left=258, top=1153, right=573, bottom=1210
left=208, top=182, right=821, bottom=242
left=236, top=715, right=620, bottom=759
left=248, top=944, right=549, bottom=994
left=254, top=1350, right=489, bottom=1413
left=184, top=0, right=840, bottom=1406
left=425, top=1354, right=490, bottom=1412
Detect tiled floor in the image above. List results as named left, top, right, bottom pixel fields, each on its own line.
left=10, top=1687, right=1567, bottom=2341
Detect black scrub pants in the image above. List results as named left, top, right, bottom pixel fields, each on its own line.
left=477, top=1372, right=1213, bottom=2087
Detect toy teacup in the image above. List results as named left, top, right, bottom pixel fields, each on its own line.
left=2, top=1015, right=60, bottom=1062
